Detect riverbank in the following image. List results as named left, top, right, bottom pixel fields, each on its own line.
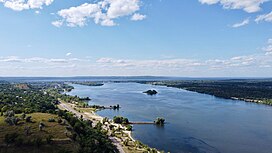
left=58, top=100, right=159, bottom=153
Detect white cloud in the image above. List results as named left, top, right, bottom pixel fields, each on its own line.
left=66, top=53, right=72, bottom=56
left=51, top=20, right=63, bottom=27
left=1, top=0, right=54, bottom=11
left=27, top=0, right=53, bottom=9
left=53, top=0, right=146, bottom=27
left=262, top=38, right=272, bottom=55
left=232, top=18, right=250, bottom=28
left=57, top=3, right=102, bottom=27
left=199, top=0, right=268, bottom=13
left=131, top=13, right=146, bottom=21
left=255, top=11, right=272, bottom=23
left=106, top=0, right=140, bottom=18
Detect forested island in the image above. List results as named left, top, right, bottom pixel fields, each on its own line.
left=139, top=79, right=272, bottom=105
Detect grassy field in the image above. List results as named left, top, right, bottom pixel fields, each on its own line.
left=0, top=113, right=78, bottom=153
left=75, top=107, right=97, bottom=113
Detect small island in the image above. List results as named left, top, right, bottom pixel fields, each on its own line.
left=154, top=117, right=165, bottom=126
left=143, top=90, right=158, bottom=95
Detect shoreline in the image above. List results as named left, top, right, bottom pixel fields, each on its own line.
left=141, top=82, right=272, bottom=106
left=83, top=110, right=136, bottom=142
left=58, top=100, right=159, bottom=153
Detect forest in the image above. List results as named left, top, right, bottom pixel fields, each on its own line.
left=139, top=79, right=272, bottom=105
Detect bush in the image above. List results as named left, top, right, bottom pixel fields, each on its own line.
left=102, top=117, right=109, bottom=124
left=14, top=137, right=24, bottom=146
left=58, top=118, right=62, bottom=124
left=109, top=125, right=114, bottom=130
left=4, top=133, right=19, bottom=145
left=26, top=116, right=32, bottom=122
left=86, top=120, right=93, bottom=127
left=5, top=116, right=20, bottom=126
left=33, top=137, right=43, bottom=147
left=4, top=110, right=14, bottom=117
left=126, top=125, right=132, bottom=131
left=46, top=135, right=53, bottom=144
left=21, top=113, right=26, bottom=119
left=48, top=118, right=56, bottom=122
left=113, top=116, right=129, bottom=124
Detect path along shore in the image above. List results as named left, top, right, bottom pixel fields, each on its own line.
left=58, top=100, right=134, bottom=153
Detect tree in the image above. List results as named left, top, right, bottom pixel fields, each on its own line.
left=26, top=116, right=32, bottom=122
left=24, top=126, right=31, bottom=136
left=123, top=139, right=129, bottom=146
left=154, top=118, right=165, bottom=125
left=126, top=125, right=132, bottom=131
left=113, top=116, right=129, bottom=124
left=102, top=117, right=109, bottom=124
left=46, top=135, right=53, bottom=144
left=39, top=122, right=45, bottom=131
left=21, top=113, right=26, bottom=120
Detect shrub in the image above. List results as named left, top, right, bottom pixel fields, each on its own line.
left=39, top=122, right=45, bottom=131
left=46, top=135, right=53, bottom=144
left=26, top=116, right=32, bottom=122
left=48, top=118, right=56, bottom=122
left=102, top=117, right=109, bottom=124
left=4, top=133, right=19, bottom=145
left=109, top=125, right=114, bottom=130
left=123, top=139, right=129, bottom=146
left=33, top=137, right=43, bottom=148
left=126, top=125, right=132, bottom=131
left=24, top=126, right=31, bottom=136
left=14, top=137, right=24, bottom=146
left=86, top=120, right=93, bottom=127
left=5, top=116, right=20, bottom=126
left=21, top=113, right=26, bottom=120
left=113, top=116, right=129, bottom=124
left=57, top=118, right=62, bottom=124
left=4, top=110, right=14, bottom=117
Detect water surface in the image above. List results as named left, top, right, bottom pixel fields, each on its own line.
left=67, top=83, right=272, bottom=153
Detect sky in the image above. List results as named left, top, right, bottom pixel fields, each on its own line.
left=0, top=0, right=272, bottom=77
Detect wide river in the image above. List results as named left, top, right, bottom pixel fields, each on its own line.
left=68, top=82, right=272, bottom=153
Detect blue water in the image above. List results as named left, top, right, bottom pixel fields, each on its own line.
left=67, top=83, right=272, bottom=153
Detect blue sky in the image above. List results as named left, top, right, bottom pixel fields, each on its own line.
left=0, top=0, right=272, bottom=77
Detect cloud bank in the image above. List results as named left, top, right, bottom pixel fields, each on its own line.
left=0, top=38, right=271, bottom=77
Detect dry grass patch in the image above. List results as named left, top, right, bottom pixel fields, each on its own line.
left=0, top=113, right=70, bottom=142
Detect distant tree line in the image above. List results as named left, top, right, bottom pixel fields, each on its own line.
left=139, top=80, right=272, bottom=105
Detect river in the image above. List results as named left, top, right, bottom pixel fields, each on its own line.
left=67, top=82, right=272, bottom=153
